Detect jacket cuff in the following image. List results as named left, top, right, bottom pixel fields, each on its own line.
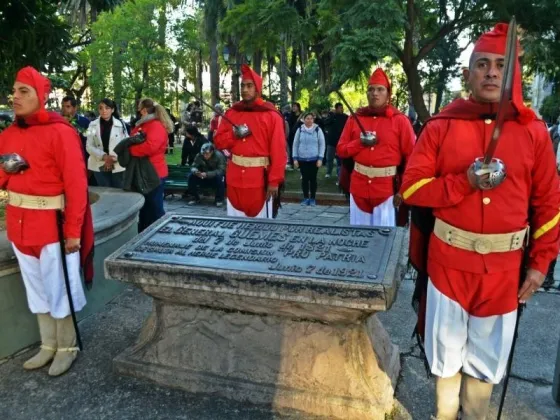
left=529, top=257, right=551, bottom=278
left=64, top=223, right=82, bottom=240
left=456, top=173, right=476, bottom=196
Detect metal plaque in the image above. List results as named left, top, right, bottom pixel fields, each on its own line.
left=119, top=216, right=396, bottom=284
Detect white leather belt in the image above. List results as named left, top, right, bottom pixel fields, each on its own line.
left=232, top=154, right=270, bottom=167
left=433, top=218, right=527, bottom=255
left=354, top=163, right=396, bottom=178
left=8, top=191, right=65, bottom=210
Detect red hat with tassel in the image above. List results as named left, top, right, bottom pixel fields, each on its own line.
left=241, top=64, right=263, bottom=95
left=15, top=66, right=51, bottom=123
left=368, top=68, right=394, bottom=117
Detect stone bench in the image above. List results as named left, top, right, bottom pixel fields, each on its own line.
left=105, top=215, right=407, bottom=419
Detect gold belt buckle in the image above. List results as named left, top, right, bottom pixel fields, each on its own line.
left=474, top=237, right=492, bottom=254
left=10, top=193, right=22, bottom=207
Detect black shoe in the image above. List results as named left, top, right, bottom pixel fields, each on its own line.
left=542, top=276, right=555, bottom=290
left=187, top=198, right=201, bottom=206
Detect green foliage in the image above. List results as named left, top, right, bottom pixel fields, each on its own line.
left=0, top=0, right=72, bottom=95
left=540, top=92, right=560, bottom=122
left=319, top=0, right=404, bottom=89
left=87, top=0, right=175, bottom=113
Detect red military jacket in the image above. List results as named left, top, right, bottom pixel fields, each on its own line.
left=401, top=113, right=560, bottom=276
left=214, top=101, right=286, bottom=189
left=0, top=115, right=88, bottom=246
left=337, top=110, right=415, bottom=210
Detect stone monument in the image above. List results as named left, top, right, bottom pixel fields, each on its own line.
left=105, top=215, right=407, bottom=419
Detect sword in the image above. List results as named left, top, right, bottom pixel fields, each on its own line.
left=473, top=16, right=517, bottom=189
left=493, top=16, right=521, bottom=420
left=483, top=17, right=517, bottom=164
left=180, top=86, right=250, bottom=137
left=56, top=210, right=83, bottom=351
left=335, top=90, right=376, bottom=146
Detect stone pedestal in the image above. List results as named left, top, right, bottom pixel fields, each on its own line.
left=106, top=215, right=407, bottom=419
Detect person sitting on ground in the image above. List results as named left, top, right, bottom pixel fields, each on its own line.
left=181, top=126, right=207, bottom=166
left=292, top=112, right=326, bottom=206
left=187, top=143, right=226, bottom=207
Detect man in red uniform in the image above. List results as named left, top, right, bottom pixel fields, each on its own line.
left=401, top=24, right=560, bottom=419
left=214, top=65, right=286, bottom=218
left=0, top=67, right=92, bottom=376
left=337, top=68, right=415, bottom=226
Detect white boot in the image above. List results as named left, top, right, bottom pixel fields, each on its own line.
left=435, top=372, right=462, bottom=420
left=461, top=375, right=494, bottom=420
left=23, top=314, right=57, bottom=370
left=48, top=316, right=79, bottom=377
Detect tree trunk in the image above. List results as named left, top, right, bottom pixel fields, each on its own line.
left=136, top=59, right=150, bottom=104
left=433, top=68, right=447, bottom=114
left=404, top=63, right=430, bottom=122
left=196, top=49, right=203, bottom=98
left=112, top=47, right=123, bottom=111
left=209, top=30, right=220, bottom=104
left=279, top=40, right=289, bottom=106
left=267, top=55, right=273, bottom=98
left=290, top=46, right=297, bottom=104
left=228, top=43, right=240, bottom=102
left=157, top=6, right=167, bottom=100
left=252, top=50, right=263, bottom=75
left=89, top=7, right=100, bottom=107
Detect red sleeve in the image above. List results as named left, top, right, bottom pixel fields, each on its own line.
left=399, top=115, right=416, bottom=167
left=267, top=112, right=287, bottom=187
left=54, top=126, right=88, bottom=239
left=336, top=117, right=363, bottom=158
left=130, top=122, right=167, bottom=157
left=400, top=121, right=475, bottom=207
left=214, top=111, right=235, bottom=151
left=528, top=123, right=560, bottom=275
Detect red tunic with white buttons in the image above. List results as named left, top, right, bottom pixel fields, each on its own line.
left=336, top=112, right=415, bottom=212
left=214, top=101, right=286, bottom=217
left=0, top=116, right=88, bottom=246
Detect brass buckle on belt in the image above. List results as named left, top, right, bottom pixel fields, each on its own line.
left=474, top=238, right=492, bottom=254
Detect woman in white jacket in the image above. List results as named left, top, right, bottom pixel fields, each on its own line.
left=86, top=98, right=128, bottom=188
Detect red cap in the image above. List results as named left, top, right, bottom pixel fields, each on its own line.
left=473, top=23, right=535, bottom=124
left=241, top=64, right=263, bottom=94
left=368, top=68, right=394, bottom=116
left=15, top=66, right=51, bottom=123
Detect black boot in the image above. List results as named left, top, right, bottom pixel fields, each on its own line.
left=543, top=259, right=557, bottom=290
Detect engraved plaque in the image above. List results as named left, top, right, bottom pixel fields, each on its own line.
left=118, top=215, right=396, bottom=284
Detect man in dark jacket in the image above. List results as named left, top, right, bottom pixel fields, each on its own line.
left=181, top=126, right=207, bottom=166
left=324, top=102, right=348, bottom=178
left=187, top=143, right=226, bottom=207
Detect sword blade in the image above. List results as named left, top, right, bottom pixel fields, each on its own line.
left=335, top=90, right=368, bottom=135
left=484, top=16, right=517, bottom=165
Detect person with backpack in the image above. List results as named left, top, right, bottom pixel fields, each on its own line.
left=293, top=112, right=326, bottom=206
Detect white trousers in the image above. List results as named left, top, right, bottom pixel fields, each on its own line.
left=12, top=243, right=86, bottom=319
left=226, top=199, right=273, bottom=219
left=349, top=195, right=396, bottom=227
left=425, top=280, right=517, bottom=384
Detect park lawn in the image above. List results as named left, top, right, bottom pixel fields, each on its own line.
left=165, top=154, right=340, bottom=195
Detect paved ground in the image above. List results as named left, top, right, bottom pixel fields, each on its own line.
left=1, top=199, right=559, bottom=419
